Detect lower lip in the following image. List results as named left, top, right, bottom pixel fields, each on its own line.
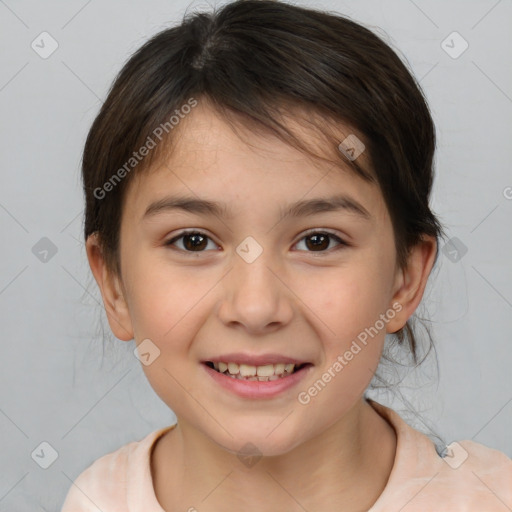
left=202, top=363, right=313, bottom=399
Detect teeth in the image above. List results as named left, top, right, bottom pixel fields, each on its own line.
left=284, top=363, right=294, bottom=373
left=274, top=363, right=285, bottom=375
left=229, top=373, right=285, bottom=381
left=239, top=364, right=257, bottom=377
left=256, top=364, right=275, bottom=377
left=210, top=361, right=299, bottom=379
left=228, top=362, right=239, bottom=375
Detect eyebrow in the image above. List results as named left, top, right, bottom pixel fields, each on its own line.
left=142, top=194, right=371, bottom=222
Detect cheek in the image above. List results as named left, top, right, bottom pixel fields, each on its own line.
left=294, top=270, right=390, bottom=428
left=124, top=250, right=207, bottom=343
left=303, top=253, right=395, bottom=407
left=304, top=262, right=391, bottom=345
left=126, top=261, right=214, bottom=414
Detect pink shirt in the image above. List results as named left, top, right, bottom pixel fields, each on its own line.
left=61, top=400, right=512, bottom=511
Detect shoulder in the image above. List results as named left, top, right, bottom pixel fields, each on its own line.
left=60, top=426, right=173, bottom=511
left=60, top=437, right=137, bottom=511
left=443, top=439, right=512, bottom=503
left=410, top=439, right=512, bottom=510
left=368, top=400, right=512, bottom=511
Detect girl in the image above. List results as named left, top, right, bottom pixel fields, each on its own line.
left=61, top=0, right=512, bottom=510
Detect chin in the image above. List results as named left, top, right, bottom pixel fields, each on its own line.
left=208, top=421, right=305, bottom=459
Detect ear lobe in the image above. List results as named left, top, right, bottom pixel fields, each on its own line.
left=85, top=233, right=134, bottom=341
left=386, top=235, right=437, bottom=334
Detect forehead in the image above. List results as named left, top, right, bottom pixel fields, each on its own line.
left=159, top=100, right=373, bottom=173
left=124, top=102, right=390, bottom=227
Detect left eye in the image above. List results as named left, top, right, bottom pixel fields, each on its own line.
left=164, top=230, right=347, bottom=254
left=294, top=230, right=347, bottom=252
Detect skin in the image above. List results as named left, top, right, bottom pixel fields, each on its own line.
left=86, top=101, right=437, bottom=511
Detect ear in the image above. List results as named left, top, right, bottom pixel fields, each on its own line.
left=386, top=235, right=437, bottom=334
left=85, top=233, right=134, bottom=341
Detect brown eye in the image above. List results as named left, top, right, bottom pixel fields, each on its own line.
left=295, top=231, right=347, bottom=253
left=166, top=231, right=217, bottom=252
left=165, top=229, right=347, bottom=255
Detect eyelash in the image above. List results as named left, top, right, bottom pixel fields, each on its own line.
left=164, top=229, right=348, bottom=255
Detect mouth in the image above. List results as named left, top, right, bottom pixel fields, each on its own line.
left=203, top=361, right=312, bottom=381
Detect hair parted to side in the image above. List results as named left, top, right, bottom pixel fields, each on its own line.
left=82, top=0, right=446, bottom=365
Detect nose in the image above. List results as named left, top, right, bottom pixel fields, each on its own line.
left=216, top=247, right=294, bottom=335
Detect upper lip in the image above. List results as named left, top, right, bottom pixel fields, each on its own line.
left=203, top=353, right=311, bottom=366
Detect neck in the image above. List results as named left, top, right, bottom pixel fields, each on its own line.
left=152, top=398, right=397, bottom=511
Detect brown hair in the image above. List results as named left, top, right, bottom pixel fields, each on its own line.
left=82, top=0, right=446, bottom=363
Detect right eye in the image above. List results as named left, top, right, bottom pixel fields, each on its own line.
left=164, top=230, right=220, bottom=253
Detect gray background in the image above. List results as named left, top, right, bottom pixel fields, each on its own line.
left=0, top=0, right=511, bottom=509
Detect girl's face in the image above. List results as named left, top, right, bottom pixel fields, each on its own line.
left=98, top=103, right=418, bottom=456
